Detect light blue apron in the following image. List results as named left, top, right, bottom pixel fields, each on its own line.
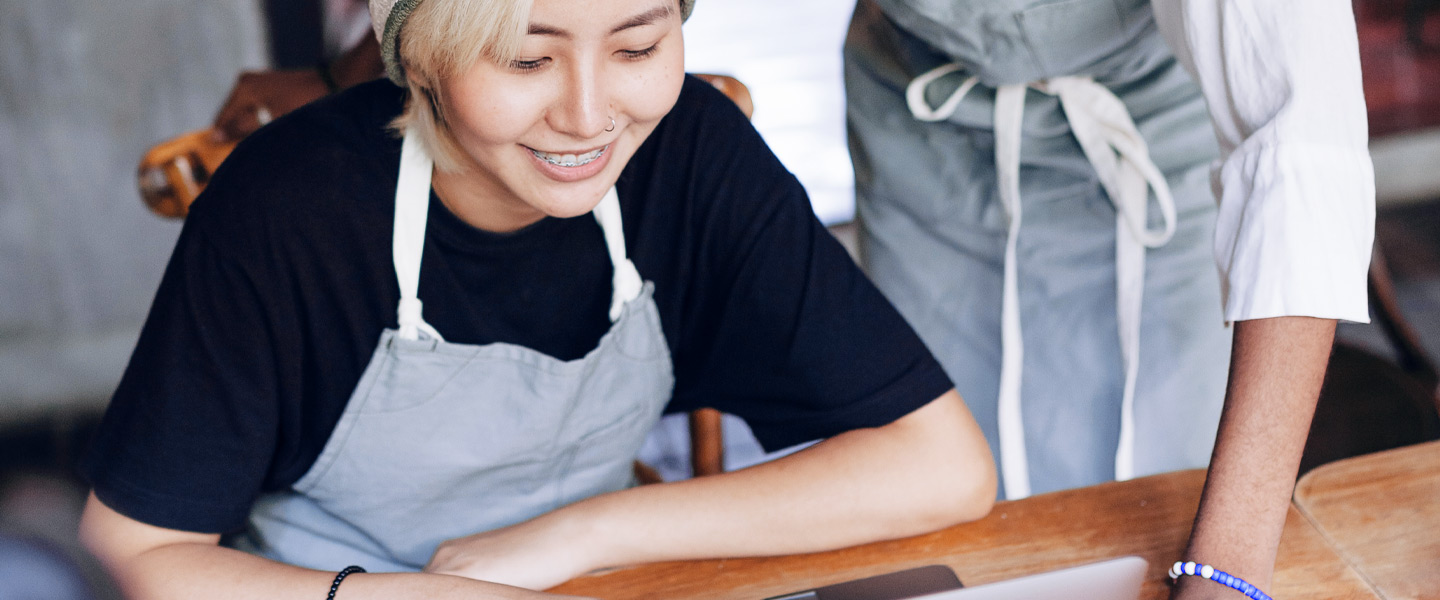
left=228, top=131, right=675, bottom=571
left=845, top=0, right=1231, bottom=498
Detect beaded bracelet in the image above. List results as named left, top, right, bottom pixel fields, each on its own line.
left=1170, top=561, right=1272, bottom=600
left=326, top=565, right=366, bottom=600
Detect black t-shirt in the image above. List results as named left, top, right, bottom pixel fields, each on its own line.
left=83, top=76, right=952, bottom=534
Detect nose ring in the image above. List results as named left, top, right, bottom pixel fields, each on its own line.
left=605, top=116, right=615, bottom=133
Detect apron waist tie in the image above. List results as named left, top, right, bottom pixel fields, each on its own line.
left=906, top=63, right=1177, bottom=499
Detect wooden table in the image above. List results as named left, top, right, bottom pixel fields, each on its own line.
left=1294, top=440, right=1440, bottom=600
left=553, top=469, right=1377, bottom=599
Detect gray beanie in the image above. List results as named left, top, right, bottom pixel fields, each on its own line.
left=371, top=0, right=696, bottom=85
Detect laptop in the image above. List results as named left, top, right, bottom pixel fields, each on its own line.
left=765, top=557, right=1147, bottom=600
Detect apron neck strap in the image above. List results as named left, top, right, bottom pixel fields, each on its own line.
left=394, top=130, right=444, bottom=342
left=592, top=186, right=643, bottom=322
left=391, top=131, right=642, bottom=341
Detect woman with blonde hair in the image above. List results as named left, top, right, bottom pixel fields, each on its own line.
left=77, top=1, right=997, bottom=598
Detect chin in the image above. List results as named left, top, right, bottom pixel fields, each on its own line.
left=534, top=187, right=610, bottom=219
left=544, top=203, right=599, bottom=219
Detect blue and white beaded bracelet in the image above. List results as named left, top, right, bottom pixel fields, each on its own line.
left=1169, top=561, right=1273, bottom=600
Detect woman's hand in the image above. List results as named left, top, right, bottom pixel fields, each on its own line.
left=423, top=514, right=603, bottom=591
left=428, top=390, right=993, bottom=588
left=210, top=36, right=384, bottom=142
left=210, top=69, right=332, bottom=142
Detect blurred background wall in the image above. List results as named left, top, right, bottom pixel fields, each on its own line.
left=0, top=0, right=266, bottom=426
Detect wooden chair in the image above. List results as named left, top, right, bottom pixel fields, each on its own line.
left=137, top=75, right=751, bottom=481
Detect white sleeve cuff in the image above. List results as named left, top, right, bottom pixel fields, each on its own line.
left=1214, top=142, right=1375, bottom=324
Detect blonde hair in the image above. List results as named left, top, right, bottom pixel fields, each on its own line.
left=390, top=0, right=533, bottom=173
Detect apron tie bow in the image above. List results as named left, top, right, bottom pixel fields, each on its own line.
left=905, top=63, right=1177, bottom=499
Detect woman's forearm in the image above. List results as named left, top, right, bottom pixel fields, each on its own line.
left=79, top=494, right=577, bottom=600
left=565, top=390, right=996, bottom=569
left=424, top=390, right=995, bottom=590
left=125, top=547, right=550, bottom=600
left=1172, top=316, right=1334, bottom=599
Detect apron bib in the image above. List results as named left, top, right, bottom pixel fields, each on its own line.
left=845, top=0, right=1230, bottom=499
left=230, top=131, right=674, bottom=571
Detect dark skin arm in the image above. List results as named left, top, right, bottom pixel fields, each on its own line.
left=1171, top=316, right=1335, bottom=599
left=211, top=34, right=383, bottom=141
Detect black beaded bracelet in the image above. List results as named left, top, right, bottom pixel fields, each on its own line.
left=327, top=565, right=366, bottom=600
left=317, top=61, right=341, bottom=94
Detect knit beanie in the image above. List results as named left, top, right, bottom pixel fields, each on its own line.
left=371, top=0, right=696, bottom=85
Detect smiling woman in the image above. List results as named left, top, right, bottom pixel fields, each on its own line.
left=75, top=1, right=996, bottom=599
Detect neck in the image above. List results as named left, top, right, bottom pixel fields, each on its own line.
left=430, top=166, right=546, bottom=233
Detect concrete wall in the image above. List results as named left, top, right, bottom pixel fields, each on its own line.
left=0, top=0, right=267, bottom=421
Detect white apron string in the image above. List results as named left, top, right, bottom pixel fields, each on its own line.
left=992, top=82, right=1031, bottom=499
left=905, top=63, right=1177, bottom=499
left=392, top=131, right=642, bottom=341
left=394, top=131, right=446, bottom=342
left=1038, top=76, right=1178, bottom=483
left=592, top=187, right=644, bottom=322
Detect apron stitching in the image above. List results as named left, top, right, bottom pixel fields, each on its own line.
left=344, top=342, right=482, bottom=416
left=388, top=293, right=669, bottom=376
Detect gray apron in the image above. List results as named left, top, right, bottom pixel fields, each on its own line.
left=229, top=131, right=674, bottom=572
left=845, top=0, right=1230, bottom=499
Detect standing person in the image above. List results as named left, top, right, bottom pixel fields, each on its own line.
left=844, top=0, right=1373, bottom=597
left=77, top=0, right=998, bottom=598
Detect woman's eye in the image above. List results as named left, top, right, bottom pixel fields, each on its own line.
left=509, top=57, right=549, bottom=73
left=619, top=44, right=660, bottom=60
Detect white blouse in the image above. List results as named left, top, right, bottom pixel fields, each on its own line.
left=1152, top=0, right=1375, bottom=324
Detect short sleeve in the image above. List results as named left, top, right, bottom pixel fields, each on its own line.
left=661, top=80, right=954, bottom=451
left=81, top=208, right=283, bottom=534
left=1151, top=0, right=1375, bottom=323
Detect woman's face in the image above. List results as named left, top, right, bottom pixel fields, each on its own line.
left=435, top=0, right=685, bottom=230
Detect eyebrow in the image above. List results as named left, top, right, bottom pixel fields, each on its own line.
left=527, top=4, right=675, bottom=38
left=608, top=5, right=675, bottom=34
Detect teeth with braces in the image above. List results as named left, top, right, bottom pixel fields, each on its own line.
left=530, top=145, right=607, bottom=167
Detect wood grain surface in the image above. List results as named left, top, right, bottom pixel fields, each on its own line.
left=552, top=469, right=1377, bottom=599
left=1295, top=440, right=1440, bottom=600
